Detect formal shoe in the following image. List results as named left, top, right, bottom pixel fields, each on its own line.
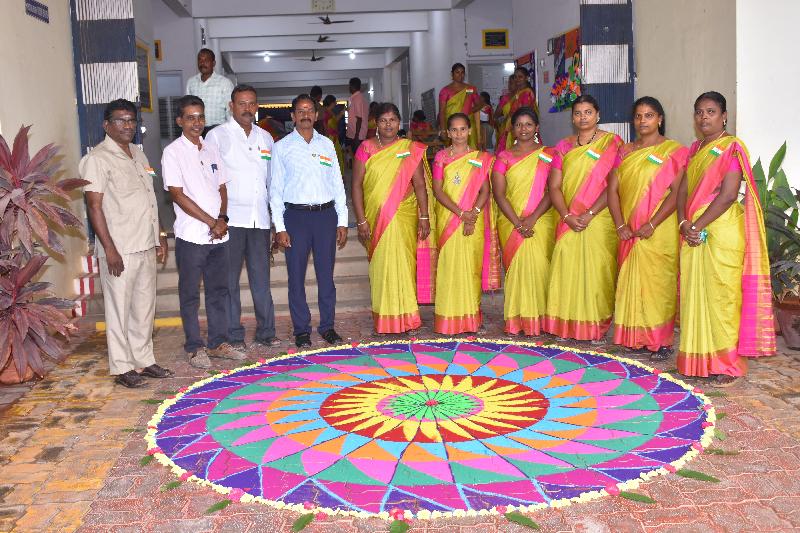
left=188, top=348, right=212, bottom=369
left=114, top=370, right=147, bottom=388
left=229, top=341, right=247, bottom=351
left=207, top=342, right=247, bottom=361
left=712, top=374, right=741, bottom=388
left=295, top=333, right=312, bottom=348
left=320, top=329, right=343, bottom=345
left=140, top=364, right=175, bottom=378
left=649, top=347, right=673, bottom=362
left=253, top=336, right=282, bottom=347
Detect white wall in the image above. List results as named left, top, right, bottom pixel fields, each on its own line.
left=409, top=10, right=455, bottom=116
left=634, top=0, right=736, bottom=146
left=464, top=0, right=514, bottom=61
left=736, top=0, right=799, bottom=183
left=511, top=0, right=580, bottom=145
left=151, top=0, right=196, bottom=87
left=0, top=2, right=85, bottom=297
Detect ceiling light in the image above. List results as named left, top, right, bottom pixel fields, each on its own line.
left=349, top=50, right=356, bottom=60
left=263, top=53, right=271, bottom=62
left=504, top=62, right=515, bottom=73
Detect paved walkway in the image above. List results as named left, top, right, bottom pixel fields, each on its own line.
left=1, top=300, right=799, bottom=532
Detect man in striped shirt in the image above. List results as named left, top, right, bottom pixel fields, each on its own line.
left=185, top=48, right=234, bottom=135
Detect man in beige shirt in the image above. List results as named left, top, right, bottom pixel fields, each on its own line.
left=81, top=99, right=173, bottom=388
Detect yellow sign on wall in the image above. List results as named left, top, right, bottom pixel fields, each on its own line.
left=482, top=29, right=509, bottom=49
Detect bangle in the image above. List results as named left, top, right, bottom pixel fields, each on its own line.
left=616, top=224, right=625, bottom=231
left=588, top=209, right=595, bottom=216
left=679, top=219, right=689, bottom=228
left=561, top=212, right=571, bottom=221
left=159, top=231, right=167, bottom=238
left=648, top=221, right=655, bottom=230
left=357, top=219, right=368, bottom=226
left=419, top=216, right=429, bottom=220
left=473, top=206, right=481, bottom=214
left=458, top=209, right=464, bottom=218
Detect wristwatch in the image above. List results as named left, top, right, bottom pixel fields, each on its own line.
left=218, top=214, right=229, bottom=223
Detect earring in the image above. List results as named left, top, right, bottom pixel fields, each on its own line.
left=723, top=120, right=727, bottom=128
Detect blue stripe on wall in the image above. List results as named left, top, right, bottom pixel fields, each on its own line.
left=582, top=82, right=634, bottom=124
left=77, top=19, right=136, bottom=63
left=580, top=4, right=633, bottom=45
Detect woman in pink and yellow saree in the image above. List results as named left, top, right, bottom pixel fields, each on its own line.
left=676, top=91, right=775, bottom=386
left=439, top=63, right=482, bottom=149
left=492, top=107, right=556, bottom=335
left=352, top=103, right=436, bottom=333
left=431, top=113, right=500, bottom=334
left=545, top=95, right=623, bottom=341
left=608, top=97, right=687, bottom=361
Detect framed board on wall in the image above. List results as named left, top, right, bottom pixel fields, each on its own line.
left=482, top=29, right=509, bottom=49
left=136, top=42, right=153, bottom=112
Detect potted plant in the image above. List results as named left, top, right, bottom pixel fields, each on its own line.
left=0, top=125, right=88, bottom=383
left=753, top=142, right=800, bottom=349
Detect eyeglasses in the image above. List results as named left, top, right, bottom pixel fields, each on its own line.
left=109, top=118, right=138, bottom=126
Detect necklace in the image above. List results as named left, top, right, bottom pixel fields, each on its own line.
left=376, top=135, right=398, bottom=149
left=698, top=129, right=726, bottom=150
left=576, top=128, right=598, bottom=146
left=449, top=146, right=469, bottom=185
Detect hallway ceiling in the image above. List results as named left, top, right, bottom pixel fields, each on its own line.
left=164, top=0, right=473, bottom=101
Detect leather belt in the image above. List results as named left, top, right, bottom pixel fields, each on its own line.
left=284, top=201, right=334, bottom=211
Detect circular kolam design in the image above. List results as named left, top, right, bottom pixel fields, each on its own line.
left=145, top=340, right=715, bottom=519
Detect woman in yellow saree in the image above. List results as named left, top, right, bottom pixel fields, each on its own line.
left=498, top=66, right=538, bottom=153
left=677, top=91, right=775, bottom=386
left=608, top=97, right=688, bottom=361
left=439, top=63, right=482, bottom=149
left=322, top=95, right=345, bottom=174
left=546, top=95, right=623, bottom=341
left=492, top=107, right=556, bottom=335
left=432, top=113, right=500, bottom=334
left=352, top=103, right=436, bottom=334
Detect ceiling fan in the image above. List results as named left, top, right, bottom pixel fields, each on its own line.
left=311, top=15, right=354, bottom=24
left=299, top=35, right=336, bottom=43
left=295, top=50, right=325, bottom=62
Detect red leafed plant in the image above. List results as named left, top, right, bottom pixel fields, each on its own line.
left=0, top=125, right=88, bottom=383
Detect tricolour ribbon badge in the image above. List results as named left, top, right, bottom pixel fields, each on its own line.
left=319, top=155, right=333, bottom=167
left=647, top=154, right=663, bottom=165
left=538, top=152, right=553, bottom=164
left=710, top=146, right=723, bottom=157
left=586, top=149, right=601, bottom=161
left=396, top=151, right=411, bottom=159
left=145, top=167, right=157, bottom=177
left=260, top=149, right=271, bottom=161
left=467, top=158, right=482, bottom=168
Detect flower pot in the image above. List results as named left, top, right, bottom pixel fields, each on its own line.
left=0, top=361, right=36, bottom=385
left=775, top=297, right=800, bottom=350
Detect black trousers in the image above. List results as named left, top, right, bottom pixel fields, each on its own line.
left=283, top=207, right=337, bottom=336
left=227, top=226, right=276, bottom=342
left=175, top=238, right=230, bottom=353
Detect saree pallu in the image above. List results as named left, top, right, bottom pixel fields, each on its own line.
left=440, top=85, right=481, bottom=148
left=495, top=148, right=556, bottom=335
left=613, top=140, right=688, bottom=351
left=503, top=87, right=537, bottom=150
left=323, top=110, right=344, bottom=174
left=495, top=94, right=513, bottom=153
left=360, top=139, right=437, bottom=333
left=545, top=133, right=623, bottom=340
left=433, top=150, right=500, bottom=334
left=678, top=136, right=775, bottom=377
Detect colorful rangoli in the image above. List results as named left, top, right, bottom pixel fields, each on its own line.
left=146, top=340, right=715, bottom=519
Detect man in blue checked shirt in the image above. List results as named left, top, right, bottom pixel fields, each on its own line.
left=270, top=94, right=348, bottom=348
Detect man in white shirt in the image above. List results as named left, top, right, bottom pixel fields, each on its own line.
left=270, top=94, right=348, bottom=348
left=185, top=48, right=234, bottom=135
left=162, top=95, right=246, bottom=369
left=205, top=84, right=280, bottom=349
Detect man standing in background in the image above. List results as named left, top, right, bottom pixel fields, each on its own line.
left=310, top=85, right=325, bottom=134
left=186, top=48, right=234, bottom=136
left=346, top=77, right=367, bottom=154
left=206, top=85, right=281, bottom=350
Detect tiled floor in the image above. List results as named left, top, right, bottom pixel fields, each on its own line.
left=1, top=300, right=799, bottom=532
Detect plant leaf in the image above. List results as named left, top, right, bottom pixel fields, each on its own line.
left=291, top=513, right=316, bottom=532
left=715, top=412, right=727, bottom=420
left=619, top=491, right=656, bottom=504
left=676, top=469, right=720, bottom=482
left=141, top=399, right=162, bottom=405
left=389, top=519, right=411, bottom=533
left=121, top=428, right=141, bottom=433
left=705, top=447, right=739, bottom=456
left=705, top=391, right=727, bottom=397
left=160, top=481, right=182, bottom=492
left=769, top=141, right=787, bottom=178
left=713, top=428, right=727, bottom=441
left=139, top=455, right=154, bottom=466
left=505, top=511, right=540, bottom=529
left=157, top=390, right=177, bottom=396
left=205, top=499, right=232, bottom=514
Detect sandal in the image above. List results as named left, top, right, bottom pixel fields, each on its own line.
left=114, top=370, right=147, bottom=388
left=140, top=364, right=175, bottom=379
left=649, top=347, right=673, bottom=362
left=711, top=374, right=741, bottom=388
